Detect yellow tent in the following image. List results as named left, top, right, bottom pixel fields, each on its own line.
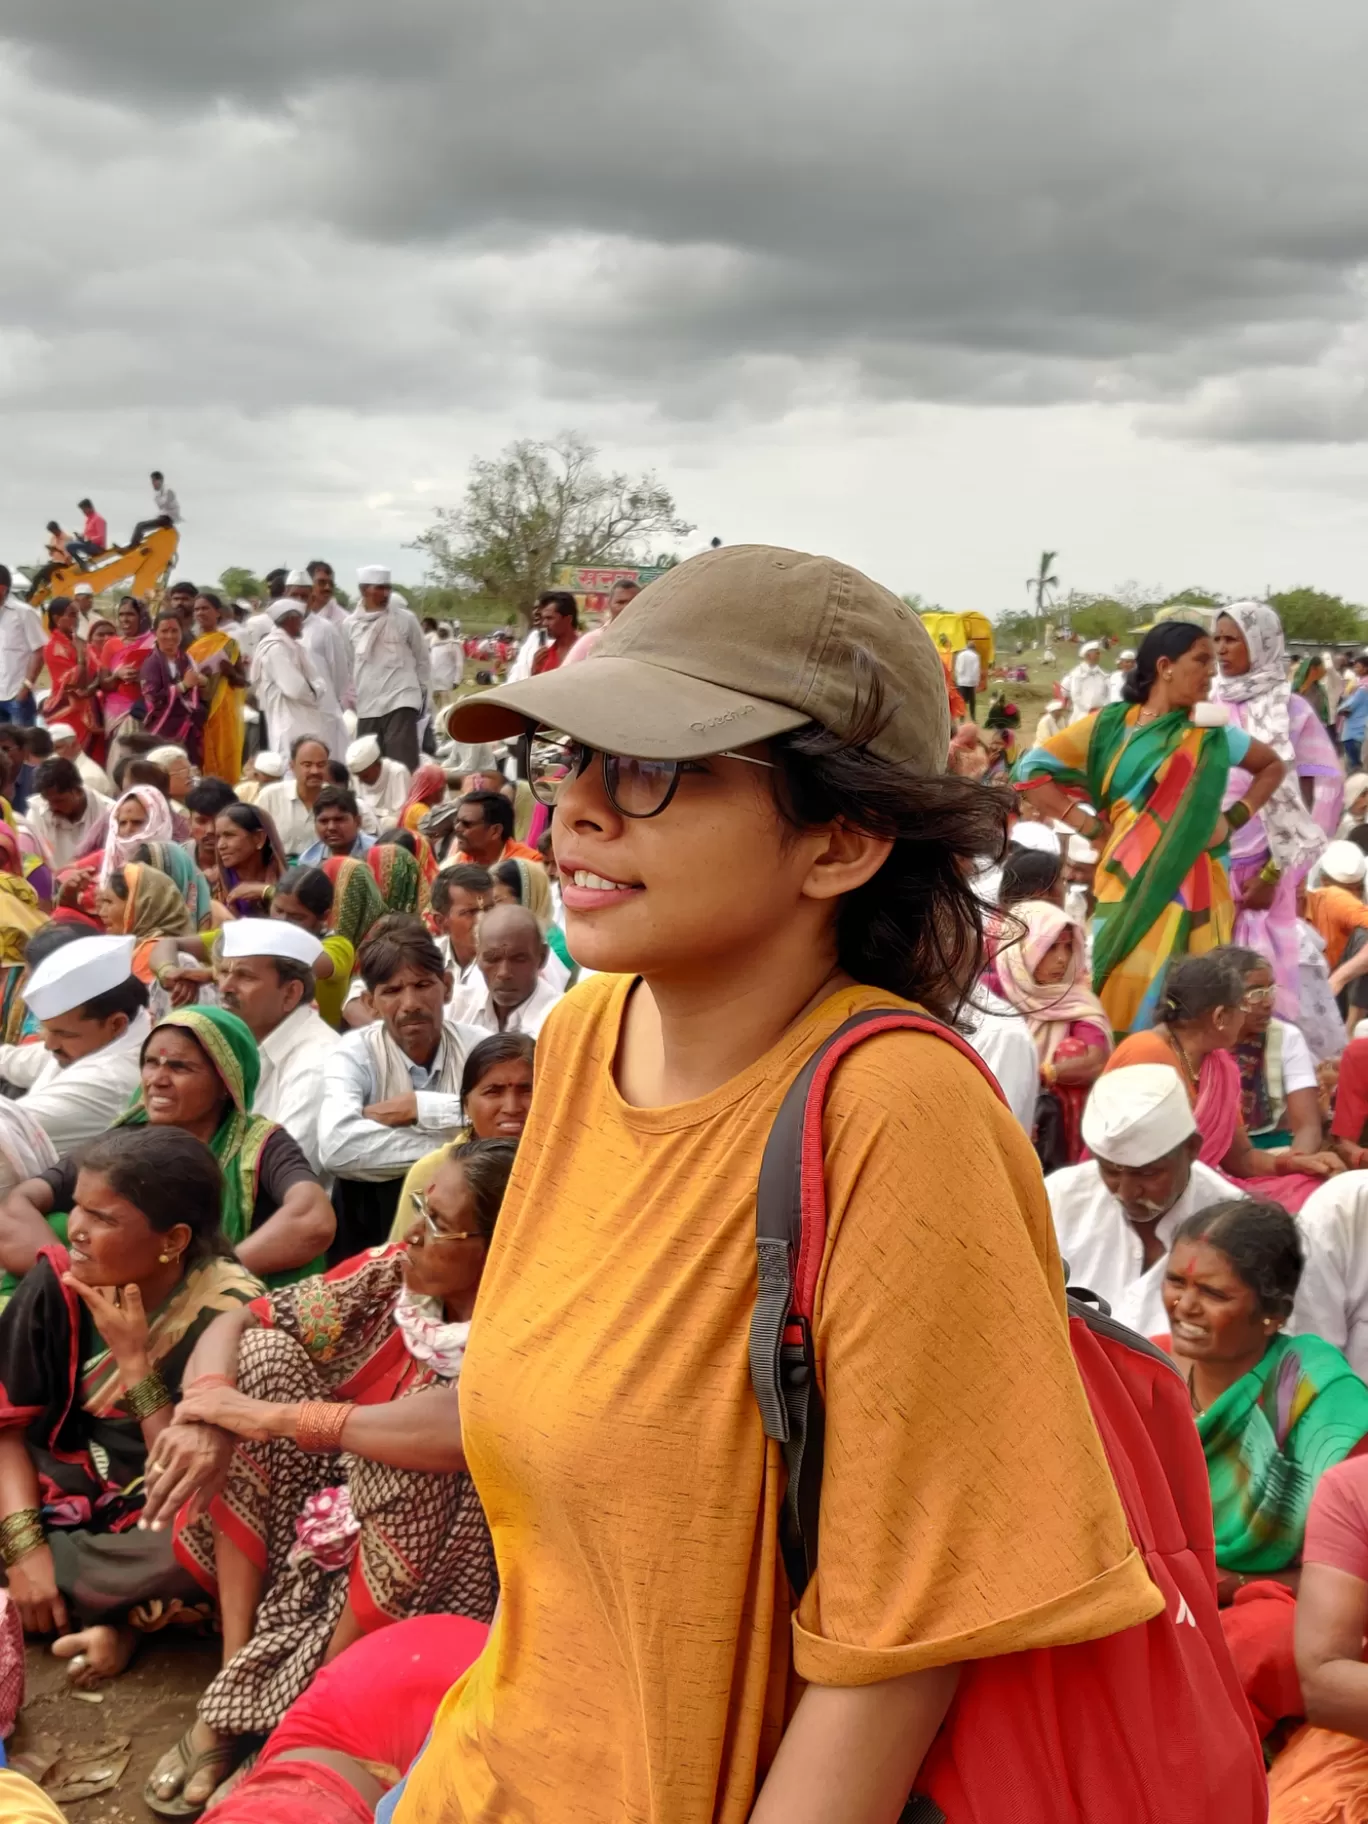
left=919, top=611, right=994, bottom=671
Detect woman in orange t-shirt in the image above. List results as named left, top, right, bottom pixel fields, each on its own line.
left=147, top=548, right=1163, bottom=1824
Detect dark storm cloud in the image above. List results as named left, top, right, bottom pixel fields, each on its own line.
left=6, top=0, right=1368, bottom=436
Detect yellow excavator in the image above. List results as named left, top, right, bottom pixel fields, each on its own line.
left=27, top=525, right=180, bottom=611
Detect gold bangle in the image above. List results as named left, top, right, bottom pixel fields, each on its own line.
left=294, top=1401, right=352, bottom=1453
left=0, top=1507, right=45, bottom=1568
left=124, top=1367, right=173, bottom=1421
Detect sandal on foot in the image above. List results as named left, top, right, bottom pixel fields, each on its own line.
left=144, top=1729, right=236, bottom=1819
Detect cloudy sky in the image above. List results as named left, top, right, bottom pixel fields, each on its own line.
left=7, top=0, right=1368, bottom=612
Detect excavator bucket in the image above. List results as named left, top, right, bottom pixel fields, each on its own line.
left=29, top=526, right=180, bottom=610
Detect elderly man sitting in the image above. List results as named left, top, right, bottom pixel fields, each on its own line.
left=1046, top=1064, right=1242, bottom=1337
left=449, top=904, right=563, bottom=1038
left=345, top=732, right=412, bottom=832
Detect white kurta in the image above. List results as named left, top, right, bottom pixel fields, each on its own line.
left=1291, top=1172, right=1368, bottom=1379
left=352, top=757, right=412, bottom=833
left=0, top=1011, right=150, bottom=1154
left=23, top=789, right=113, bottom=869
left=254, top=1003, right=341, bottom=1175
left=1063, top=662, right=1110, bottom=717
left=1046, top=1159, right=1243, bottom=1339
left=958, top=989, right=1038, bottom=1134
left=302, top=609, right=355, bottom=717
left=346, top=604, right=431, bottom=718
left=447, top=974, right=563, bottom=1039
left=250, top=630, right=343, bottom=760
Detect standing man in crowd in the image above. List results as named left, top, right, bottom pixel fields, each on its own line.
left=250, top=599, right=337, bottom=761
left=1063, top=639, right=1110, bottom=716
left=215, top=919, right=340, bottom=1176
left=0, top=566, right=46, bottom=727
left=953, top=642, right=982, bottom=721
left=281, top=568, right=350, bottom=753
left=129, top=470, right=181, bottom=546
left=347, top=565, right=430, bottom=773
left=256, top=735, right=334, bottom=860
left=1108, top=649, right=1137, bottom=702
left=307, top=558, right=350, bottom=629
left=67, top=499, right=108, bottom=564
left=565, top=576, right=639, bottom=666
left=530, top=592, right=581, bottom=675
left=346, top=734, right=411, bottom=830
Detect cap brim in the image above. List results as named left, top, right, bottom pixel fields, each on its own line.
left=447, top=658, right=808, bottom=758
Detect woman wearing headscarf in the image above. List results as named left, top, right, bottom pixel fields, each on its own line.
left=1016, top=622, right=1287, bottom=1035
left=3, top=1009, right=334, bottom=1292
left=1339, top=771, right=1368, bottom=837
left=366, top=842, right=422, bottom=916
left=398, top=763, right=448, bottom=835
left=96, top=785, right=176, bottom=883
left=321, top=854, right=386, bottom=956
left=1294, top=654, right=1333, bottom=728
left=213, top=804, right=287, bottom=917
left=995, top=899, right=1112, bottom=1167
left=95, top=861, right=198, bottom=1019
left=135, top=839, right=214, bottom=930
left=1211, top=603, right=1342, bottom=1022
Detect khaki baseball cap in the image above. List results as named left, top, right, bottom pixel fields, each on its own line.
left=448, top=544, right=950, bottom=772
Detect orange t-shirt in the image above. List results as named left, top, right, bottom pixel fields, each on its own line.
left=393, top=976, right=1159, bottom=1824
left=1307, top=886, right=1368, bottom=971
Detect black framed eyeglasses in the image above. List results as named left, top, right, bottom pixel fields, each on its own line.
left=518, top=730, right=773, bottom=820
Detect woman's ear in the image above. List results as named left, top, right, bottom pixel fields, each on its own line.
left=161, top=1222, right=193, bottom=1264
left=799, top=822, right=893, bottom=904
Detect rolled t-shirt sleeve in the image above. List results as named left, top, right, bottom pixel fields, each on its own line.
left=793, top=1035, right=1160, bottom=1685
left=1304, top=1457, right=1368, bottom=1580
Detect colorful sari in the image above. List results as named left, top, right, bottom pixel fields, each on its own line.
left=41, top=628, right=95, bottom=749
left=189, top=627, right=245, bottom=784
left=175, top=1248, right=497, bottom=1737
left=117, top=1008, right=277, bottom=1252
left=322, top=856, right=386, bottom=954
left=0, top=1243, right=258, bottom=1615
left=1196, top=1332, right=1368, bottom=1573
left=366, top=843, right=421, bottom=916
left=0, top=826, right=49, bottom=1043
left=98, top=624, right=156, bottom=731
left=138, top=839, right=213, bottom=928
left=1014, top=702, right=1241, bottom=1033
left=398, top=764, right=447, bottom=835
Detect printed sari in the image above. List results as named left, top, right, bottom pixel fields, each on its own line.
left=322, top=855, right=386, bottom=954
left=175, top=1248, right=497, bottom=1737
left=0, top=1244, right=259, bottom=1615
left=40, top=629, right=95, bottom=749
left=1014, top=702, right=1242, bottom=1033
left=366, top=842, right=423, bottom=916
left=189, top=627, right=245, bottom=784
left=1196, top=1332, right=1368, bottom=1574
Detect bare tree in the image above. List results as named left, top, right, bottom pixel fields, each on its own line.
left=409, top=434, right=694, bottom=626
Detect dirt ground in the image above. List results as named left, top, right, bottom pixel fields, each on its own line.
left=12, top=1635, right=218, bottom=1820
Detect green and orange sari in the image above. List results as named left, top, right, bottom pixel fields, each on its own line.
left=1014, top=703, right=1247, bottom=1033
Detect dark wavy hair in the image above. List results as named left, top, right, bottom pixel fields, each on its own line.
left=1123, top=622, right=1209, bottom=705
left=1155, top=953, right=1245, bottom=1026
left=770, top=647, right=1011, bottom=1024
left=1169, top=1198, right=1303, bottom=1320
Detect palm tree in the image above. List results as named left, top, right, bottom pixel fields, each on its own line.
left=1026, top=550, right=1060, bottom=641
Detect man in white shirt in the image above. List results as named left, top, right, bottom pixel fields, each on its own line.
left=307, top=559, right=351, bottom=630
left=1107, top=650, right=1137, bottom=703
left=215, top=919, right=340, bottom=1175
left=0, top=566, right=46, bottom=726
left=1047, top=1065, right=1243, bottom=1338
left=449, top=904, right=563, bottom=1038
left=255, top=736, right=333, bottom=860
left=347, top=565, right=431, bottom=773
left=346, top=734, right=411, bottom=833
left=429, top=623, right=465, bottom=708
left=25, top=758, right=112, bottom=868
left=952, top=645, right=982, bottom=720
left=1062, top=641, right=1110, bottom=717
left=250, top=600, right=340, bottom=761
left=46, top=722, right=113, bottom=797
left=319, top=920, right=483, bottom=1253
left=0, top=934, right=151, bottom=1153
left=1290, top=1173, right=1368, bottom=1378
left=958, top=988, right=1039, bottom=1134
left=129, top=469, right=181, bottom=545
left=293, top=569, right=353, bottom=742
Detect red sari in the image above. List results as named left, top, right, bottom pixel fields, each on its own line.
left=41, top=631, right=95, bottom=748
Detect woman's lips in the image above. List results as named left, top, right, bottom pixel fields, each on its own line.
left=560, top=868, right=644, bottom=912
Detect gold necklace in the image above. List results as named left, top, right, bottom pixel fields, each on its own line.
left=1165, top=1027, right=1200, bottom=1091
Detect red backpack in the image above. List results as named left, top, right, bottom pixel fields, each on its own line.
left=750, top=1009, right=1267, bottom=1824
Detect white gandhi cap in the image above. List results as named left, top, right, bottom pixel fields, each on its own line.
left=1081, top=1065, right=1197, bottom=1168
left=46, top=723, right=78, bottom=745
left=1322, top=840, right=1368, bottom=886
left=25, top=935, right=136, bottom=1021
left=285, top=569, right=311, bottom=589
left=253, top=750, right=285, bottom=778
left=270, top=597, right=306, bottom=624
left=346, top=735, right=381, bottom=771
left=73, top=582, right=94, bottom=597
left=219, top=918, right=323, bottom=969
left=357, top=565, right=391, bottom=587
left=1009, top=822, right=1060, bottom=857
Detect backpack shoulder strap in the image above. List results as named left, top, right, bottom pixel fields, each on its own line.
left=750, top=1006, right=1007, bottom=1594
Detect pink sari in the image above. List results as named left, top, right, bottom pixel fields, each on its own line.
left=1195, top=1049, right=1324, bottom=1213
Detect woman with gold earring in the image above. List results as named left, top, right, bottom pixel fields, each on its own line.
left=0, top=1127, right=259, bottom=1688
